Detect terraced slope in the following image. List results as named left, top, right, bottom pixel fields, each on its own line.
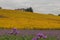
left=0, top=9, right=60, bottom=29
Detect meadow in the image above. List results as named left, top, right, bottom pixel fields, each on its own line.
left=0, top=9, right=60, bottom=40
left=0, top=9, right=60, bottom=29
left=0, top=29, right=58, bottom=40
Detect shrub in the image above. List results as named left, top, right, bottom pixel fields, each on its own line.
left=0, top=7, right=2, bottom=9
left=58, top=14, right=60, bottom=16
left=25, top=7, right=33, bottom=12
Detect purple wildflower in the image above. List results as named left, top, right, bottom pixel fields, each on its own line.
left=36, top=33, right=44, bottom=38
left=12, top=28, right=17, bottom=32
left=10, top=28, right=18, bottom=35
left=32, top=37, right=38, bottom=40
left=36, top=33, right=47, bottom=39
left=43, top=35, right=47, bottom=39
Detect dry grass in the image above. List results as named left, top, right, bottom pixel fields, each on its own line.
left=0, top=9, right=60, bottom=29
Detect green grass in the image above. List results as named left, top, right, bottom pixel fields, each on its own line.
left=0, top=35, right=57, bottom=40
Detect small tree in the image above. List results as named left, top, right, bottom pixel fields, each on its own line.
left=0, top=7, right=2, bottom=9
left=25, top=7, right=33, bottom=12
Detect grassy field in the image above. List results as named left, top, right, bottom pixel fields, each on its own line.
left=0, top=34, right=57, bottom=40
left=0, top=9, right=60, bottom=29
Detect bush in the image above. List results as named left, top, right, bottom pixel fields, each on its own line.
left=0, top=7, right=2, bottom=9
left=58, top=14, right=60, bottom=16
left=25, top=7, right=33, bottom=12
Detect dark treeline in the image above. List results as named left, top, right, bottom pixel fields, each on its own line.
left=0, top=7, right=33, bottom=12
left=15, top=7, right=33, bottom=12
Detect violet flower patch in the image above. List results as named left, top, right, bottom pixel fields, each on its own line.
left=9, top=28, right=18, bottom=35
left=36, top=33, right=47, bottom=39
left=32, top=37, right=38, bottom=40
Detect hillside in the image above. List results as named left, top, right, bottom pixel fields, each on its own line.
left=0, top=9, right=60, bottom=29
